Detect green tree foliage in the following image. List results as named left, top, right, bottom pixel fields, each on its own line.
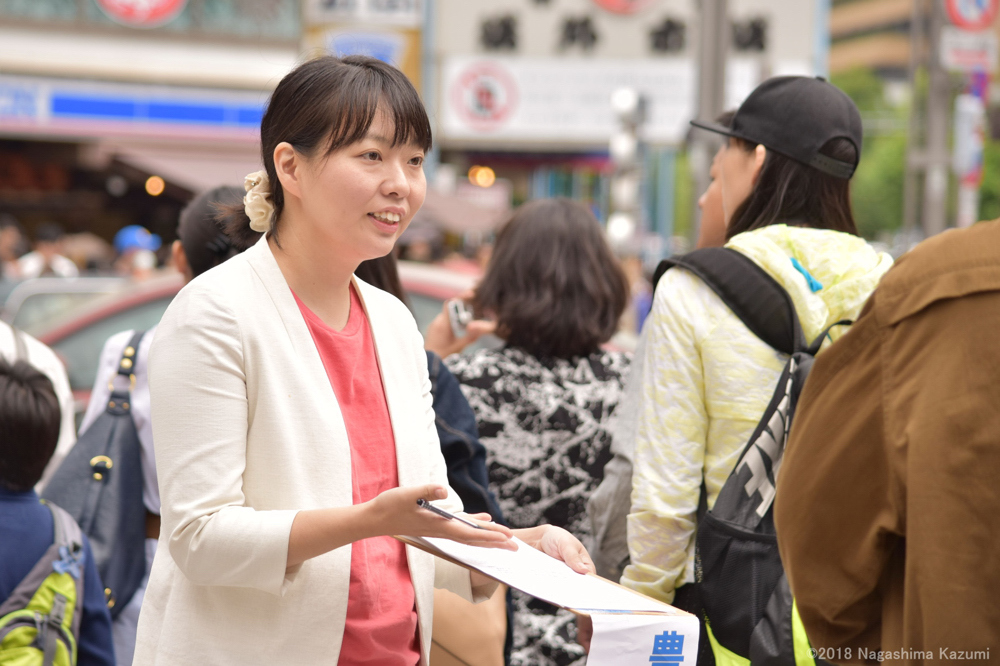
left=831, top=67, right=908, bottom=238
left=978, top=140, right=1000, bottom=223
left=851, top=134, right=907, bottom=237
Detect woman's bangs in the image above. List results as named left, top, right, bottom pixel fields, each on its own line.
left=323, top=71, right=432, bottom=154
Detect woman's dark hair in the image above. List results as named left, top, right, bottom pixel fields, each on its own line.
left=0, top=358, right=60, bottom=492
left=179, top=185, right=251, bottom=278
left=474, top=199, right=629, bottom=360
left=355, top=253, right=411, bottom=309
left=725, top=137, right=859, bottom=239
left=225, top=55, right=432, bottom=248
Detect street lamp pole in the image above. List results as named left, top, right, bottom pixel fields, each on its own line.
left=923, top=0, right=951, bottom=237
left=692, top=0, right=728, bottom=245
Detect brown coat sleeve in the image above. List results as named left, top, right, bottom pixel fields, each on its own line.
left=775, top=303, right=904, bottom=654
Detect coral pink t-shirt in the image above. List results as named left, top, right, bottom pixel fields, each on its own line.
left=295, top=286, right=420, bottom=666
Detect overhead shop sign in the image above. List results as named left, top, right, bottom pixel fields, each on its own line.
left=96, top=0, right=188, bottom=28
left=0, top=74, right=265, bottom=142
left=441, top=57, right=695, bottom=145
left=305, top=0, right=422, bottom=27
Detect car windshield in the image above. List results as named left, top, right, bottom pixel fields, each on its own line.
left=12, top=291, right=113, bottom=335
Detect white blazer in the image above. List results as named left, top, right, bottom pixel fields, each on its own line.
left=134, top=237, right=486, bottom=665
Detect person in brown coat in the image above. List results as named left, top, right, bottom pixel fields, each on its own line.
left=775, top=220, right=1000, bottom=665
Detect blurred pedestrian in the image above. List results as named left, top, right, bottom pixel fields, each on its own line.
left=587, top=108, right=735, bottom=585
left=134, top=55, right=591, bottom=665
left=77, top=185, right=245, bottom=666
left=1, top=321, right=77, bottom=489
left=431, top=198, right=631, bottom=666
left=622, top=76, right=893, bottom=664
left=776, top=220, right=1000, bottom=664
left=113, top=225, right=161, bottom=280
left=0, top=214, right=28, bottom=279
left=18, top=222, right=79, bottom=278
left=0, top=358, right=115, bottom=666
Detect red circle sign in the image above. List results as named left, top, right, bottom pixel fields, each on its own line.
left=591, top=0, right=654, bottom=14
left=451, top=62, right=519, bottom=133
left=945, top=0, right=1000, bottom=30
left=96, top=0, right=187, bottom=28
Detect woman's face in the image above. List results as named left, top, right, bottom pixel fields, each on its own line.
left=296, top=111, right=426, bottom=263
left=696, top=146, right=727, bottom=248
left=719, top=139, right=764, bottom=226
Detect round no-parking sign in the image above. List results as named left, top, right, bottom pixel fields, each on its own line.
left=96, top=0, right=187, bottom=29
left=451, top=62, right=519, bottom=133
left=946, top=0, right=1000, bottom=31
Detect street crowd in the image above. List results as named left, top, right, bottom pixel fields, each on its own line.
left=1, top=54, right=997, bottom=666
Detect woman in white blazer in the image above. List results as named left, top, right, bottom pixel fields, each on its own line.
left=134, top=56, right=593, bottom=665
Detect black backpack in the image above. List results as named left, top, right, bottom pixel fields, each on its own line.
left=654, top=248, right=845, bottom=665
left=43, top=331, right=148, bottom=618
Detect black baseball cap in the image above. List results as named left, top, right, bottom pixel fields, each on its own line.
left=691, top=76, right=863, bottom=179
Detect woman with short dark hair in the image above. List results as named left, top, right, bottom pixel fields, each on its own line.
left=442, top=198, right=631, bottom=666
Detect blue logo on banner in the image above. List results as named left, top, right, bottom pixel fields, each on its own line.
left=327, top=32, right=405, bottom=65
left=649, top=630, right=685, bottom=664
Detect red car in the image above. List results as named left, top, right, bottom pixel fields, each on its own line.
left=37, top=262, right=482, bottom=421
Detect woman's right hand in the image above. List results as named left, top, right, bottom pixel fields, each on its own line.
left=368, top=484, right=516, bottom=549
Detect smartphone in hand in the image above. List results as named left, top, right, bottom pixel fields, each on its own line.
left=446, top=299, right=474, bottom=339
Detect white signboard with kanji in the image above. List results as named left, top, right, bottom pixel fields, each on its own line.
left=441, top=56, right=696, bottom=145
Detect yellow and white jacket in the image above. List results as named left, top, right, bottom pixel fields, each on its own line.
left=622, top=225, right=893, bottom=603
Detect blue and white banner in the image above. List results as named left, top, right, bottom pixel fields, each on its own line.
left=0, top=74, right=266, bottom=142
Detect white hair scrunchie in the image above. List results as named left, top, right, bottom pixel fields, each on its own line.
left=244, top=170, right=274, bottom=233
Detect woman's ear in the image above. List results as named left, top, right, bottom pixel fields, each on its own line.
left=751, top=144, right=767, bottom=185
left=273, top=141, right=303, bottom=200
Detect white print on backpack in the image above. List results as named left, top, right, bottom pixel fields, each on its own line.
left=735, top=360, right=796, bottom=518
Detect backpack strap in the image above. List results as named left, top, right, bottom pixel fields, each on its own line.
left=106, top=330, right=146, bottom=405
left=47, top=503, right=86, bottom=641
left=654, top=247, right=807, bottom=355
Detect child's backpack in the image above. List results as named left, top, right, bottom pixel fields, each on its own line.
left=0, top=502, right=85, bottom=666
left=654, top=247, right=846, bottom=665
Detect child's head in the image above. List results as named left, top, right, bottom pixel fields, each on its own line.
left=0, top=358, right=61, bottom=492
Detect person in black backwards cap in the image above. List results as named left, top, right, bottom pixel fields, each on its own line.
left=621, top=76, right=895, bottom=664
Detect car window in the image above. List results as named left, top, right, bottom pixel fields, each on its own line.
left=52, top=297, right=175, bottom=391
left=12, top=292, right=112, bottom=335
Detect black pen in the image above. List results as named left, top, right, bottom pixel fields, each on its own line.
left=416, top=498, right=484, bottom=529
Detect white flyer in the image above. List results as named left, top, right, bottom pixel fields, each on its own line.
left=397, top=534, right=700, bottom=664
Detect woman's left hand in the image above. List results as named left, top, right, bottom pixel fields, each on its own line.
left=512, top=525, right=596, bottom=575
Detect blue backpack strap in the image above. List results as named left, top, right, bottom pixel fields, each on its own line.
left=654, top=247, right=807, bottom=355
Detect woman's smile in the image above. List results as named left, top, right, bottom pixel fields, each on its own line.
left=369, top=209, right=404, bottom=234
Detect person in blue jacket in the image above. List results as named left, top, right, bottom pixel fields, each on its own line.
left=0, top=358, right=115, bottom=665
